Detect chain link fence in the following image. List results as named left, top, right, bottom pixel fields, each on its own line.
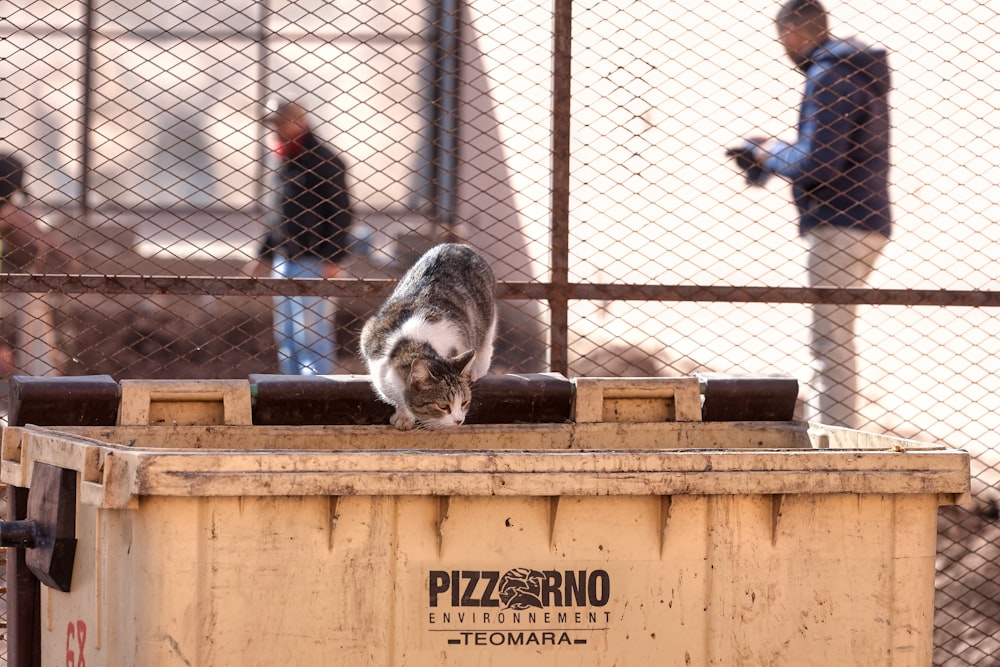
left=0, top=0, right=997, bottom=664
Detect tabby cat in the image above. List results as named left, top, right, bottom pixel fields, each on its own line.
left=360, top=243, right=496, bottom=429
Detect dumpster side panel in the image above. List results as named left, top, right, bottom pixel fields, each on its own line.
left=36, top=490, right=942, bottom=667
left=888, top=492, right=939, bottom=662
left=392, top=493, right=940, bottom=666
left=39, top=493, right=128, bottom=667
left=396, top=494, right=709, bottom=665
left=134, top=495, right=397, bottom=666
left=43, top=496, right=401, bottom=666
left=705, top=492, right=938, bottom=667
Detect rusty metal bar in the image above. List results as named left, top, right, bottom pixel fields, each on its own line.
left=549, top=0, right=572, bottom=375
left=0, top=275, right=396, bottom=298
left=4, top=274, right=1000, bottom=308
left=561, top=283, right=1000, bottom=307
left=80, top=0, right=96, bottom=214
left=5, top=485, right=40, bottom=667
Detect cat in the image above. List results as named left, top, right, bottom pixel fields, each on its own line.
left=360, top=243, right=497, bottom=429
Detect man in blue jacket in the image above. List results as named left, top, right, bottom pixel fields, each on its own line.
left=251, top=99, right=354, bottom=375
left=733, top=0, right=893, bottom=427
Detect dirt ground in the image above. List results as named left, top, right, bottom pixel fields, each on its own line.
left=935, top=504, right=1000, bottom=666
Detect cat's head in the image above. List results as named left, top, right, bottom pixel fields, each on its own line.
left=404, top=349, right=476, bottom=428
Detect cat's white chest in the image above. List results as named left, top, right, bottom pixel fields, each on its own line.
left=366, top=315, right=464, bottom=408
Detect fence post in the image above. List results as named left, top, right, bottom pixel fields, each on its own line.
left=550, top=0, right=572, bottom=375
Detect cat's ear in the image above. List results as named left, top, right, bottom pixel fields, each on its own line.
left=452, top=349, right=476, bottom=377
left=409, top=359, right=436, bottom=391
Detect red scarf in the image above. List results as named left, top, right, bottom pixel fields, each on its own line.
left=275, top=132, right=307, bottom=159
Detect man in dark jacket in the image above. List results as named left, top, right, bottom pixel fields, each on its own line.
left=733, top=0, right=893, bottom=428
left=251, top=99, right=353, bottom=375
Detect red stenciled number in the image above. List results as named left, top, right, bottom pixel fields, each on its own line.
left=66, top=622, right=74, bottom=667
left=66, top=621, right=87, bottom=667
left=77, top=621, right=87, bottom=667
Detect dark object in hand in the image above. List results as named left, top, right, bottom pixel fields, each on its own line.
left=726, top=145, right=763, bottom=184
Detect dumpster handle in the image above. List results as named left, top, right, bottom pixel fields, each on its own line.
left=2, top=463, right=78, bottom=592
left=0, top=519, right=38, bottom=549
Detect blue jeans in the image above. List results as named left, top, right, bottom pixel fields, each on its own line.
left=272, top=255, right=335, bottom=375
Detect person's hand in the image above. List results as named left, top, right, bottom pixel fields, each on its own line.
left=322, top=262, right=341, bottom=280
left=726, top=144, right=758, bottom=171
left=727, top=140, right=766, bottom=185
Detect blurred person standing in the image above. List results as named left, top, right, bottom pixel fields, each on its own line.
left=731, top=0, right=893, bottom=428
left=0, top=154, right=33, bottom=376
left=0, top=156, right=40, bottom=270
left=249, top=99, right=354, bottom=375
left=0, top=154, right=71, bottom=376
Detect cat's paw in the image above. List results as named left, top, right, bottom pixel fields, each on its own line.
left=390, top=410, right=417, bottom=430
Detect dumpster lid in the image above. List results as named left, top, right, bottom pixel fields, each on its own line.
left=0, top=423, right=971, bottom=509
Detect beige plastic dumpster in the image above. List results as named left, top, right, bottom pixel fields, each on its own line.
left=0, top=377, right=969, bottom=667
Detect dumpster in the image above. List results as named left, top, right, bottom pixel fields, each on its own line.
left=1, top=375, right=969, bottom=667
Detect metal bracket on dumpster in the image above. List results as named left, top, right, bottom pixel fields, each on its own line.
left=119, top=379, right=253, bottom=426
left=0, top=462, right=77, bottom=592
left=574, top=377, right=702, bottom=423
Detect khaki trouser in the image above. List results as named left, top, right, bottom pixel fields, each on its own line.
left=804, top=225, right=888, bottom=429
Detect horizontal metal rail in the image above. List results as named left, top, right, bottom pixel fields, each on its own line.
left=3, top=274, right=1000, bottom=307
